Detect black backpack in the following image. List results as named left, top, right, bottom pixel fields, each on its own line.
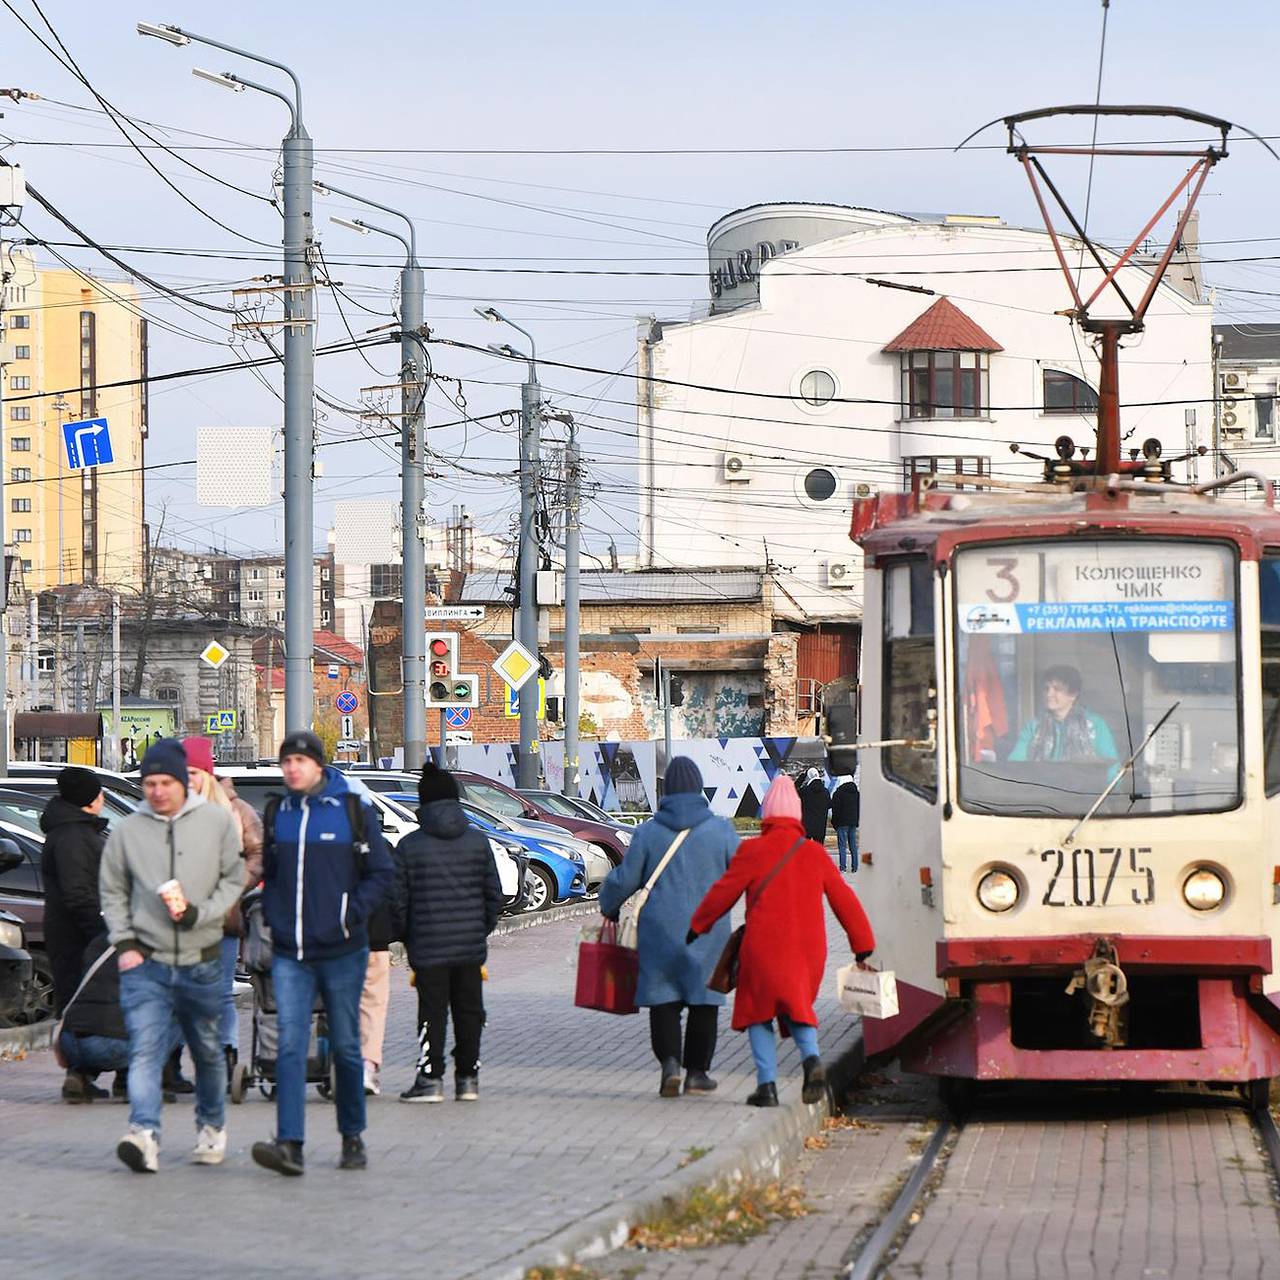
left=263, top=790, right=371, bottom=876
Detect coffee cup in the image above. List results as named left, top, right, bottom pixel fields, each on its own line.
left=157, top=878, right=188, bottom=919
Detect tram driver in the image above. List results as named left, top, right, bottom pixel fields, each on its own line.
left=1007, top=664, right=1120, bottom=765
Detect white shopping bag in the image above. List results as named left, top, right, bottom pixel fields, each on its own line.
left=836, top=964, right=899, bottom=1019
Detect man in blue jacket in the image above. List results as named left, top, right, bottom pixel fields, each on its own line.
left=251, top=731, right=395, bottom=1177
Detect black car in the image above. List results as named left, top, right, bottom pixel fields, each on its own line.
left=0, top=841, right=34, bottom=1026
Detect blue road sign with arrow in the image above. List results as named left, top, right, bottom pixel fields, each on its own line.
left=61, top=417, right=114, bottom=470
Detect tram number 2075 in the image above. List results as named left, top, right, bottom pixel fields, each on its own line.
left=1040, top=847, right=1154, bottom=907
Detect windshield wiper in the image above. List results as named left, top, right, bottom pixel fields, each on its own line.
left=1061, top=701, right=1180, bottom=848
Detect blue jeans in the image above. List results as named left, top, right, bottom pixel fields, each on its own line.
left=836, top=826, right=858, bottom=872
left=59, top=1030, right=130, bottom=1075
left=747, top=1018, right=820, bottom=1085
left=219, top=935, right=239, bottom=1049
left=119, top=957, right=226, bottom=1134
left=272, top=947, right=368, bottom=1143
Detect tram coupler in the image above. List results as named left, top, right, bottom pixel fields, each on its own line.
left=1065, top=938, right=1130, bottom=1047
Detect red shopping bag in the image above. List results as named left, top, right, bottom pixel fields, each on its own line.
left=574, top=920, right=639, bottom=1015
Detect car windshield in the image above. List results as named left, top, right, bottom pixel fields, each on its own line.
left=566, top=797, right=613, bottom=822
left=526, top=792, right=580, bottom=818
left=461, top=801, right=512, bottom=832
left=955, top=539, right=1240, bottom=818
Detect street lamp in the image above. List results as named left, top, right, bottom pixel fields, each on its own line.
left=477, top=304, right=542, bottom=787
left=319, top=182, right=428, bottom=769
left=140, top=22, right=316, bottom=733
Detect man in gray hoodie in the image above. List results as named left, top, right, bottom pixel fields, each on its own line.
left=100, top=739, right=243, bottom=1173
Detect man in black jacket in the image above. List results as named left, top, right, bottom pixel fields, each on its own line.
left=392, top=764, right=502, bottom=1104
left=55, top=934, right=129, bottom=1097
left=831, top=775, right=860, bottom=874
left=41, top=767, right=111, bottom=1101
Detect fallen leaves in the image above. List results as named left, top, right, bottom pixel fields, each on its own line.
left=628, top=1181, right=810, bottom=1252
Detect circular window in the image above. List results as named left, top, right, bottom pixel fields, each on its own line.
left=803, top=468, right=839, bottom=501
left=798, top=369, right=837, bottom=406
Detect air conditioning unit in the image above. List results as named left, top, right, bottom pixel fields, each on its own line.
left=722, top=451, right=752, bottom=482
left=1221, top=370, right=1248, bottom=394
left=825, top=560, right=857, bottom=588
left=852, top=481, right=878, bottom=500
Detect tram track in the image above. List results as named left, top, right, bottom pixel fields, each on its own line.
left=842, top=1086, right=1280, bottom=1280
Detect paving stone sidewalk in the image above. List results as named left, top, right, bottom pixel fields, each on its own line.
left=2, top=911, right=860, bottom=1280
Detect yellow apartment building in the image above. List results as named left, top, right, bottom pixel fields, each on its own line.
left=2, top=245, right=146, bottom=591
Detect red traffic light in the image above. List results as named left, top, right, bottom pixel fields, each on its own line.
left=429, top=637, right=451, bottom=657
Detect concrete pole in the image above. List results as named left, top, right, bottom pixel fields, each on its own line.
left=0, top=215, right=8, bottom=774
left=111, top=593, right=121, bottom=771
left=662, top=664, right=673, bottom=774
left=282, top=126, right=315, bottom=732
left=401, top=265, right=426, bottom=770
left=562, top=420, right=581, bottom=798
left=518, top=372, right=542, bottom=787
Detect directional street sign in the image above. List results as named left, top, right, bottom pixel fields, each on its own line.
left=444, top=706, right=472, bottom=729
left=61, top=416, right=114, bottom=470
left=425, top=605, right=486, bottom=621
left=340, top=714, right=355, bottom=740
left=200, top=640, right=230, bottom=669
left=493, top=639, right=538, bottom=692
left=217, top=710, right=237, bottom=730
left=335, top=690, right=359, bottom=715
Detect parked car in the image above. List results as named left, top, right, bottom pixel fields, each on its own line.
left=519, top=790, right=637, bottom=833
left=0, top=779, right=137, bottom=835
left=9, top=763, right=143, bottom=800
left=0, top=824, right=51, bottom=1024
left=0, top=900, right=32, bottom=1028
left=457, top=801, right=587, bottom=913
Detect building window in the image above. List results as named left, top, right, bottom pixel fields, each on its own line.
left=9, top=315, right=29, bottom=329
left=677, top=625, right=720, bottom=634
left=803, top=467, right=839, bottom=501
left=13, top=345, right=29, bottom=360
left=322, top=609, right=331, bottom=624
left=797, top=369, right=837, bottom=406
left=10, top=406, right=30, bottom=421
left=321, top=567, right=331, bottom=581
left=610, top=625, right=650, bottom=634
left=14, top=529, right=31, bottom=543
left=21, top=559, right=31, bottom=573
left=11, top=499, right=30, bottom=513
left=251, top=568, right=262, bottom=580
left=12, top=438, right=30, bottom=452
left=902, top=455, right=990, bottom=492
left=79, top=311, right=97, bottom=419
left=1256, top=395, right=1275, bottom=441
left=37, top=649, right=53, bottom=673
left=900, top=351, right=989, bottom=419
left=247, top=590, right=263, bottom=602
left=274, top=590, right=283, bottom=602
left=369, top=563, right=402, bottom=598
left=11, top=468, right=30, bottom=482
left=9, top=376, right=29, bottom=391
left=155, top=686, right=180, bottom=703
left=1042, top=368, right=1099, bottom=414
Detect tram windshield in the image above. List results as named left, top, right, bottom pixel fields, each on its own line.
left=954, top=539, right=1240, bottom=818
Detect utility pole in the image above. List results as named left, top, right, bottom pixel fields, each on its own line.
left=110, top=593, right=121, bottom=771
left=662, top=663, right=673, bottom=774
left=138, top=24, right=315, bottom=730
left=0, top=156, right=22, bottom=774
left=476, top=306, right=541, bottom=787
left=554, top=414, right=581, bottom=798
left=317, top=184, right=425, bottom=769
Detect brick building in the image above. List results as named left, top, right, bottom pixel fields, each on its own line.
left=368, top=568, right=859, bottom=760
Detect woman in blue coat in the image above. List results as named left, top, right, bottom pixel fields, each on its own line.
left=599, top=757, right=738, bottom=1098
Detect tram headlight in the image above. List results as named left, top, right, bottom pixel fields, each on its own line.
left=1182, top=867, right=1227, bottom=912
left=977, top=868, right=1020, bottom=913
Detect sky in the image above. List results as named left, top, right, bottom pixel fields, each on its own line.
left=4, top=0, right=1279, bottom=571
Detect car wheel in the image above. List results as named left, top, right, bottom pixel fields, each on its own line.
left=521, top=864, right=556, bottom=913
left=14, top=950, right=55, bottom=1026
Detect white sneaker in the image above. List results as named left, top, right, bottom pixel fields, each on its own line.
left=116, top=1125, right=159, bottom=1174
left=363, top=1060, right=381, bottom=1097
left=192, top=1124, right=227, bottom=1166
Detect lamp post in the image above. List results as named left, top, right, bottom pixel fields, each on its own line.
left=545, top=411, right=581, bottom=798
left=320, top=186, right=427, bottom=770
left=139, top=22, right=316, bottom=733
left=50, top=392, right=68, bottom=585
left=476, top=307, right=541, bottom=787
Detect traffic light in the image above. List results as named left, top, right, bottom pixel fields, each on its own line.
left=424, top=632, right=478, bottom=708
left=668, top=674, right=685, bottom=707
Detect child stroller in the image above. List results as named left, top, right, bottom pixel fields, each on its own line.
left=230, top=888, right=333, bottom=1104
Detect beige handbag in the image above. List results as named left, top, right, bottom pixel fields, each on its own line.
left=617, top=829, right=689, bottom=950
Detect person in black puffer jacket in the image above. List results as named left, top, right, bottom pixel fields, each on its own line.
left=55, top=934, right=129, bottom=1101
left=391, top=763, right=502, bottom=1105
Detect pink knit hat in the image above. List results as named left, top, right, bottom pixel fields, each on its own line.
left=761, top=774, right=802, bottom=822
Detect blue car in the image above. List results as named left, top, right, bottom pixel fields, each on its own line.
left=388, top=794, right=587, bottom=913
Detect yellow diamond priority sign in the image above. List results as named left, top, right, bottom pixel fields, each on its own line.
left=200, top=640, right=230, bottom=669
left=493, top=639, right=538, bottom=692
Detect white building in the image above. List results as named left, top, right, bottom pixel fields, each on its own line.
left=1213, top=323, right=1279, bottom=470
left=638, top=203, right=1214, bottom=619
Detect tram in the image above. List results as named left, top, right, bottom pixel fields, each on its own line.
left=832, top=459, right=1280, bottom=1102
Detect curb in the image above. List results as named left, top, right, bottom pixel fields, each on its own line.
left=492, top=900, right=601, bottom=937
left=496, top=1028, right=866, bottom=1279
left=0, top=1019, right=55, bottom=1059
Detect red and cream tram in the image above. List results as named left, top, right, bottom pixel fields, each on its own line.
left=838, top=469, right=1280, bottom=1102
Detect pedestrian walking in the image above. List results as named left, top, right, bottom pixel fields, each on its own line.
left=393, top=764, right=502, bottom=1105
left=689, top=773, right=874, bottom=1108
left=798, top=767, right=831, bottom=845
left=53, top=934, right=129, bottom=1099
left=598, top=757, right=737, bottom=1098
left=182, top=737, right=263, bottom=1082
left=830, top=775, right=860, bottom=873
left=99, top=739, right=245, bottom=1172
left=251, top=731, right=394, bottom=1175
left=39, top=766, right=110, bottom=1101
left=360, top=898, right=394, bottom=1098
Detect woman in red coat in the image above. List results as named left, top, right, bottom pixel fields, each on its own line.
left=689, top=773, right=874, bottom=1108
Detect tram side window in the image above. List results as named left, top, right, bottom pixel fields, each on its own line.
left=1261, top=555, right=1280, bottom=795
left=882, top=559, right=937, bottom=799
